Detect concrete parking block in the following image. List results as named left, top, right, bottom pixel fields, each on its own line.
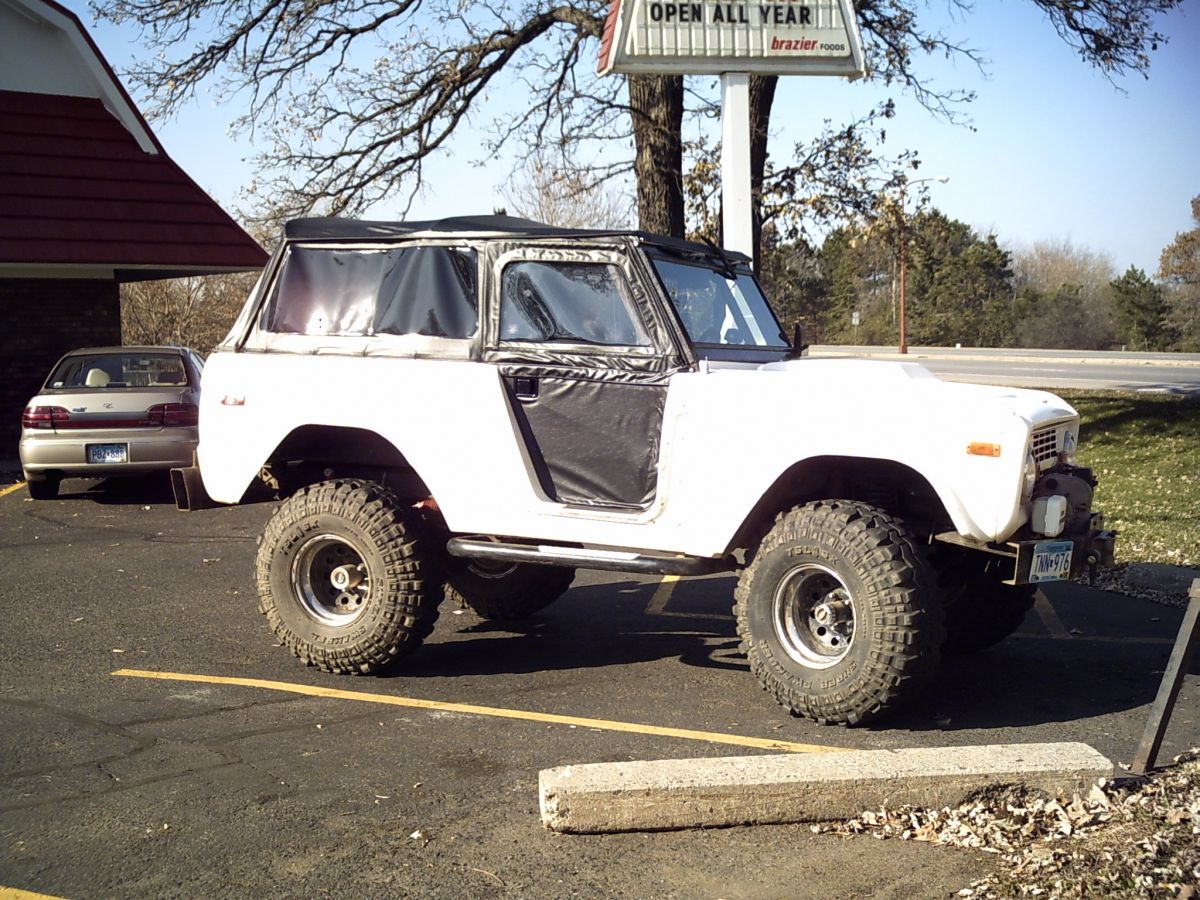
left=539, top=742, right=1113, bottom=833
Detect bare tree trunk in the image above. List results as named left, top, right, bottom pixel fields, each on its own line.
left=628, top=74, right=684, bottom=237
left=749, top=74, right=777, bottom=268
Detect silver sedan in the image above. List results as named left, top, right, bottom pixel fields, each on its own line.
left=19, top=346, right=204, bottom=499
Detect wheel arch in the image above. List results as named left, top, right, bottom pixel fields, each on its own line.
left=725, top=455, right=955, bottom=556
left=263, top=424, right=431, bottom=500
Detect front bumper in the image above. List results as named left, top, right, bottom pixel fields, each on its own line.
left=936, top=514, right=1117, bottom=586
left=1009, top=516, right=1117, bottom=585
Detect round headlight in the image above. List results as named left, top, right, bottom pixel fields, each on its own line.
left=1023, top=452, right=1037, bottom=500
left=1060, top=430, right=1078, bottom=466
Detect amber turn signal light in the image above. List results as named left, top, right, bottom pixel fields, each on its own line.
left=966, top=442, right=1002, bottom=457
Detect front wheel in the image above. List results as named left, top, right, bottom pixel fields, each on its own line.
left=735, top=501, right=944, bottom=726
left=255, top=479, right=441, bottom=674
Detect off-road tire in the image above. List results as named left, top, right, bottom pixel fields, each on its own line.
left=940, top=562, right=1037, bottom=656
left=734, top=500, right=944, bottom=726
left=255, top=479, right=441, bottom=674
left=445, top=562, right=575, bottom=619
left=26, top=477, right=59, bottom=500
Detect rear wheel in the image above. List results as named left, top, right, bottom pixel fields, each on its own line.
left=735, top=500, right=944, bottom=725
left=445, top=560, right=575, bottom=620
left=256, top=479, right=441, bottom=673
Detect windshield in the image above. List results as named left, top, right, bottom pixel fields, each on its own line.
left=651, top=258, right=788, bottom=348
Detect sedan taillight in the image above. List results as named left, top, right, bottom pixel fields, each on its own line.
left=22, top=406, right=70, bottom=430
left=148, top=402, right=199, bottom=428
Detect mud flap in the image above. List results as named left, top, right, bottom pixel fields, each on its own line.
left=170, top=461, right=214, bottom=511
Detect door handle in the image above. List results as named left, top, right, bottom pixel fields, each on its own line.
left=513, top=376, right=539, bottom=400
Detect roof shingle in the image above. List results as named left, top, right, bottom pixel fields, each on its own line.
left=0, top=89, right=267, bottom=273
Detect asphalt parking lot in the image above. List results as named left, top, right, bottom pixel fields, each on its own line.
left=1, top=476, right=1196, bottom=899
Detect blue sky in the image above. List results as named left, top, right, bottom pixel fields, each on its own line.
left=70, top=0, right=1198, bottom=275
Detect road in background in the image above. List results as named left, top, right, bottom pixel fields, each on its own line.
left=808, top=346, right=1200, bottom=395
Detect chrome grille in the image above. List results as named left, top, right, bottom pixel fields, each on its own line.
left=1030, top=426, right=1060, bottom=466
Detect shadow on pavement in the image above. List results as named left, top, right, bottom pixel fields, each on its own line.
left=398, top=578, right=743, bottom=679
left=398, top=573, right=1190, bottom=732
left=53, top=474, right=177, bottom=505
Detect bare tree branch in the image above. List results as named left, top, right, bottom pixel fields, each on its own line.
left=92, top=0, right=1183, bottom=232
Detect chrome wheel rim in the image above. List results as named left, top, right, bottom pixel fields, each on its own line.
left=292, top=534, right=371, bottom=626
left=772, top=563, right=855, bottom=669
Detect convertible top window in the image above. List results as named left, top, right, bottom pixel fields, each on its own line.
left=500, top=261, right=650, bottom=347
left=263, top=245, right=477, bottom=338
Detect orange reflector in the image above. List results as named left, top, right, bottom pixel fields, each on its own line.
left=967, top=442, right=1002, bottom=457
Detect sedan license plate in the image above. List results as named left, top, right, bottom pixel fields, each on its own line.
left=87, top=443, right=128, bottom=464
left=1030, top=540, right=1073, bottom=583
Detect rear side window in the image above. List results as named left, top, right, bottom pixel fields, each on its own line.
left=263, top=245, right=478, bottom=338
left=499, top=261, right=649, bottom=347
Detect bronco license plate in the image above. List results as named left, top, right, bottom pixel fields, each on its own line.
left=87, top=443, right=128, bottom=464
left=1030, top=540, right=1073, bottom=583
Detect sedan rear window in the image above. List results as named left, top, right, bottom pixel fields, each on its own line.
left=49, top=353, right=189, bottom=389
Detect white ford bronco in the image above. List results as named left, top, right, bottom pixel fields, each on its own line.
left=176, top=215, right=1116, bottom=725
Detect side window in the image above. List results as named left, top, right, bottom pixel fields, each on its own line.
left=262, top=246, right=477, bottom=338
left=500, top=261, right=650, bottom=347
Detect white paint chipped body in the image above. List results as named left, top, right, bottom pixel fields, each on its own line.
left=198, top=349, right=1077, bottom=556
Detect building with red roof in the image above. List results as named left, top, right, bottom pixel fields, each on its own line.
left=0, top=0, right=268, bottom=448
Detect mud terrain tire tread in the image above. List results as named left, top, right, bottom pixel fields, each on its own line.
left=255, top=478, right=441, bottom=674
left=734, top=500, right=944, bottom=726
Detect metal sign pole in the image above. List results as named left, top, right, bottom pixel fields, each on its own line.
left=1130, top=578, right=1200, bottom=775
left=720, top=72, right=754, bottom=263
left=598, top=0, right=866, bottom=256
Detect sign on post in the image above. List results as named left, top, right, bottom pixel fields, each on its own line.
left=598, top=0, right=866, bottom=77
left=597, top=0, right=866, bottom=263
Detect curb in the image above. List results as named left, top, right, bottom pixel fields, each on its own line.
left=806, top=347, right=1200, bottom=369
left=539, top=742, right=1113, bottom=834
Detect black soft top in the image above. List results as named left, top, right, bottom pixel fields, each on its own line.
left=283, top=215, right=750, bottom=263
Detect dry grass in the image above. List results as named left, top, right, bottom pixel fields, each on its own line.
left=1063, top=391, right=1200, bottom=567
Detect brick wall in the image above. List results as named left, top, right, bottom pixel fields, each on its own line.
left=1, top=278, right=120, bottom=461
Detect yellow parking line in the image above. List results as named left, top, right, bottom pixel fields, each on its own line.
left=1033, top=591, right=1071, bottom=638
left=0, top=482, right=26, bottom=499
left=0, top=887, right=68, bottom=900
left=113, top=668, right=848, bottom=755
left=645, top=574, right=733, bottom=621
left=646, top=574, right=679, bottom=614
